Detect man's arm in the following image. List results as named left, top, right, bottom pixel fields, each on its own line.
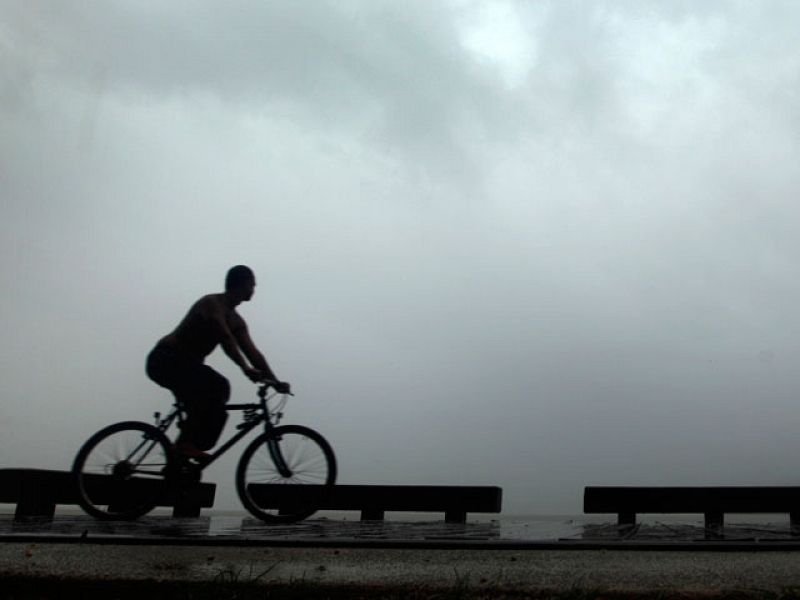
left=231, top=319, right=278, bottom=381
left=203, top=298, right=259, bottom=379
left=219, top=328, right=254, bottom=376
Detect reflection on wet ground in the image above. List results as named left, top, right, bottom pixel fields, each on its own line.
left=3, top=514, right=511, bottom=543
left=582, top=520, right=800, bottom=543
left=2, top=512, right=800, bottom=546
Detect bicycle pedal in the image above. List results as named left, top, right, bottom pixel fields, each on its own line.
left=164, top=459, right=202, bottom=479
left=174, top=471, right=201, bottom=484
left=180, top=473, right=202, bottom=484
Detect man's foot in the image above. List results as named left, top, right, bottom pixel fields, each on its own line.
left=161, top=461, right=202, bottom=483
left=173, top=441, right=212, bottom=464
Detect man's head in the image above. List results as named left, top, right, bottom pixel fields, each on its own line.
left=225, top=265, right=256, bottom=302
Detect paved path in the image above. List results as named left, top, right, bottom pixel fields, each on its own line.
left=4, top=513, right=800, bottom=548
left=3, top=542, right=800, bottom=595
left=4, top=515, right=800, bottom=596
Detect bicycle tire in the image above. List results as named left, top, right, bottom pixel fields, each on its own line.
left=236, top=424, right=337, bottom=523
left=72, top=421, right=173, bottom=520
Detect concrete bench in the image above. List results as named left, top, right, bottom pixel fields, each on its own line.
left=584, top=486, right=800, bottom=532
left=247, top=484, right=503, bottom=523
left=0, top=468, right=215, bottom=520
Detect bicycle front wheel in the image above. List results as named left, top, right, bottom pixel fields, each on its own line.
left=236, top=425, right=336, bottom=523
left=72, top=421, right=172, bottom=520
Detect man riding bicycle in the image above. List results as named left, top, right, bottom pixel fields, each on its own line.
left=146, top=265, right=290, bottom=462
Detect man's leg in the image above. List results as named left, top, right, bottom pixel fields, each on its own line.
left=146, top=347, right=228, bottom=455
left=180, top=366, right=230, bottom=452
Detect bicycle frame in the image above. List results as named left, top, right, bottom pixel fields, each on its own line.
left=153, top=384, right=289, bottom=474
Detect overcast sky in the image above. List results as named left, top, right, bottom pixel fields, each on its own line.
left=3, top=1, right=800, bottom=515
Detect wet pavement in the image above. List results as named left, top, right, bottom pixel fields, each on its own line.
left=6, top=512, right=800, bottom=596
left=3, top=511, right=800, bottom=549
left=6, top=513, right=800, bottom=598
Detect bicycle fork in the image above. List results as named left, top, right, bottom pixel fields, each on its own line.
left=266, top=435, right=293, bottom=479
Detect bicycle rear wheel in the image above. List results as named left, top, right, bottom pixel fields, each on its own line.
left=72, top=421, right=172, bottom=520
left=236, top=424, right=336, bottom=523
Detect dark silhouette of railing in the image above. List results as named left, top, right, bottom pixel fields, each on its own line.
left=247, top=484, right=503, bottom=523
left=0, top=469, right=501, bottom=523
left=584, top=486, right=800, bottom=534
left=0, top=469, right=215, bottom=520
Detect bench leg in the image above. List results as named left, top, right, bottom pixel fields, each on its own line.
left=108, top=500, right=137, bottom=514
left=618, top=512, right=636, bottom=527
left=445, top=510, right=467, bottom=524
left=361, top=509, right=384, bottom=521
left=791, top=512, right=800, bottom=536
left=173, top=503, right=201, bottom=518
left=704, top=512, right=724, bottom=539
left=15, top=500, right=56, bottom=520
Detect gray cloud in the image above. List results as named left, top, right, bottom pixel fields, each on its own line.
left=4, top=1, right=511, bottom=188
left=2, top=1, right=800, bottom=514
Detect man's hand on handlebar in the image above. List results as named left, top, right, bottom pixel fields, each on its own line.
left=272, top=380, right=292, bottom=395
left=245, top=367, right=291, bottom=394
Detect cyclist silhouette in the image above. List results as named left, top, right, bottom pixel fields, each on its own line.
left=146, top=265, right=290, bottom=462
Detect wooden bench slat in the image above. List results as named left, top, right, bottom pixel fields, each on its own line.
left=0, top=468, right=215, bottom=520
left=585, top=486, right=800, bottom=536
left=585, top=486, right=800, bottom=514
left=0, top=469, right=501, bottom=523
left=247, top=484, right=502, bottom=522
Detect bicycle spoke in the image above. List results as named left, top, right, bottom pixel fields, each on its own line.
left=236, top=425, right=336, bottom=523
left=73, top=421, right=172, bottom=520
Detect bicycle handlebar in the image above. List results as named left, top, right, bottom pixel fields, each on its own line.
left=257, top=380, right=294, bottom=397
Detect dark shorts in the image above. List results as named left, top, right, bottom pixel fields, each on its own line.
left=146, top=345, right=230, bottom=450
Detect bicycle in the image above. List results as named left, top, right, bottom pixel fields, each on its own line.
left=71, top=381, right=336, bottom=523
